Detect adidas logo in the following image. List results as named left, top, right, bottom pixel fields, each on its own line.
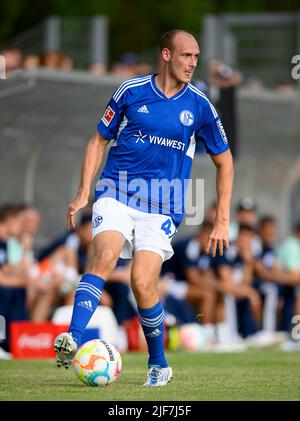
left=78, top=300, right=93, bottom=312
left=137, top=105, right=149, bottom=113
left=146, top=328, right=161, bottom=338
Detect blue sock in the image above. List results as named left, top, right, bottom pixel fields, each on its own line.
left=138, top=299, right=168, bottom=368
left=68, top=273, right=105, bottom=347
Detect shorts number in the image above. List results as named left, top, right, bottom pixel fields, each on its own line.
left=161, top=219, right=172, bottom=236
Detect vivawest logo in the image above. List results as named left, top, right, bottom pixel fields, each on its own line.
left=133, top=131, right=185, bottom=151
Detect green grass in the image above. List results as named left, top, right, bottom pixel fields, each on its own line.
left=0, top=350, right=300, bottom=401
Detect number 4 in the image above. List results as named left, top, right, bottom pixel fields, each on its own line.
left=161, top=219, right=172, bottom=236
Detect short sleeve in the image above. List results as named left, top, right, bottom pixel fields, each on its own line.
left=195, top=99, right=230, bottom=155
left=97, top=87, right=127, bottom=141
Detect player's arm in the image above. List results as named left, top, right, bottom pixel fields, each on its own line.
left=68, top=132, right=108, bottom=229
left=265, top=262, right=300, bottom=285
left=274, top=269, right=300, bottom=285
left=0, top=270, right=28, bottom=287
left=204, top=149, right=234, bottom=257
left=254, top=260, right=279, bottom=282
left=241, top=262, right=255, bottom=285
left=218, top=265, right=261, bottom=310
left=184, top=267, right=216, bottom=289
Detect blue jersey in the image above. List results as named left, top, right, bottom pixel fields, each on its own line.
left=96, top=74, right=229, bottom=227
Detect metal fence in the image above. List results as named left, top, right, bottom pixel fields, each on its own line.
left=2, top=16, right=108, bottom=70
left=202, top=12, right=300, bottom=88
left=5, top=12, right=300, bottom=86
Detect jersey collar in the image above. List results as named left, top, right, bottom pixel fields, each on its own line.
left=150, top=74, right=188, bottom=101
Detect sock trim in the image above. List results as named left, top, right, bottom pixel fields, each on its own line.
left=139, top=311, right=165, bottom=327
left=79, top=282, right=102, bottom=295
left=76, top=285, right=102, bottom=301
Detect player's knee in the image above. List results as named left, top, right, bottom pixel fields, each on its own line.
left=90, top=248, right=118, bottom=274
left=131, top=276, right=154, bottom=298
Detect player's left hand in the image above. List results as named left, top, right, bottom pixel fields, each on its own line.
left=67, top=192, right=89, bottom=230
left=204, top=222, right=229, bottom=257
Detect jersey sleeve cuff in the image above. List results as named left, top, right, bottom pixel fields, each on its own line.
left=208, top=143, right=230, bottom=156
left=97, top=124, right=114, bottom=142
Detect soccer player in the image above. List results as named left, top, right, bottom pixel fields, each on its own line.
left=54, top=29, right=234, bottom=386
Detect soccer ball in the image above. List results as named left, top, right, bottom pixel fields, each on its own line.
left=179, top=323, right=209, bottom=352
left=73, top=339, right=122, bottom=387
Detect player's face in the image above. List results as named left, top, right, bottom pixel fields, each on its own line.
left=164, top=34, right=200, bottom=84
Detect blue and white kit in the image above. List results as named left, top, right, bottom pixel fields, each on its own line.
left=93, top=74, right=230, bottom=260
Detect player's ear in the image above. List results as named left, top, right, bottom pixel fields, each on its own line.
left=161, top=47, right=171, bottom=62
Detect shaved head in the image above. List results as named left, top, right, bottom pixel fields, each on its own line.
left=158, top=29, right=200, bottom=86
left=160, top=30, right=197, bottom=52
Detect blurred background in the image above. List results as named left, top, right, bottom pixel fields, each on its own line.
left=0, top=0, right=300, bottom=360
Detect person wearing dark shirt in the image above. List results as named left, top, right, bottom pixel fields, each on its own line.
left=161, top=222, right=218, bottom=341
left=254, top=216, right=280, bottom=332
left=256, top=217, right=300, bottom=337
left=0, top=206, right=29, bottom=358
left=215, top=224, right=261, bottom=344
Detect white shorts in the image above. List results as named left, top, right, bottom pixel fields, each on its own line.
left=92, top=197, right=176, bottom=262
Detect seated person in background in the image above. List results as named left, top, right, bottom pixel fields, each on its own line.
left=0, top=204, right=57, bottom=323
left=37, top=212, right=93, bottom=273
left=22, top=54, right=40, bottom=71
left=277, top=222, right=300, bottom=333
left=104, top=259, right=137, bottom=325
left=253, top=217, right=300, bottom=346
left=40, top=51, right=73, bottom=71
left=229, top=198, right=261, bottom=257
left=0, top=47, right=23, bottom=76
left=2, top=204, right=33, bottom=271
left=30, top=213, right=94, bottom=321
left=216, top=224, right=261, bottom=345
left=161, top=221, right=218, bottom=342
left=22, top=206, right=41, bottom=239
left=253, top=216, right=281, bottom=333
left=0, top=206, right=31, bottom=358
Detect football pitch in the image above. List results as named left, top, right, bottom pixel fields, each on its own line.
left=0, top=350, right=300, bottom=401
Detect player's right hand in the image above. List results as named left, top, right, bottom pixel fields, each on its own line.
left=67, top=194, right=89, bottom=229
